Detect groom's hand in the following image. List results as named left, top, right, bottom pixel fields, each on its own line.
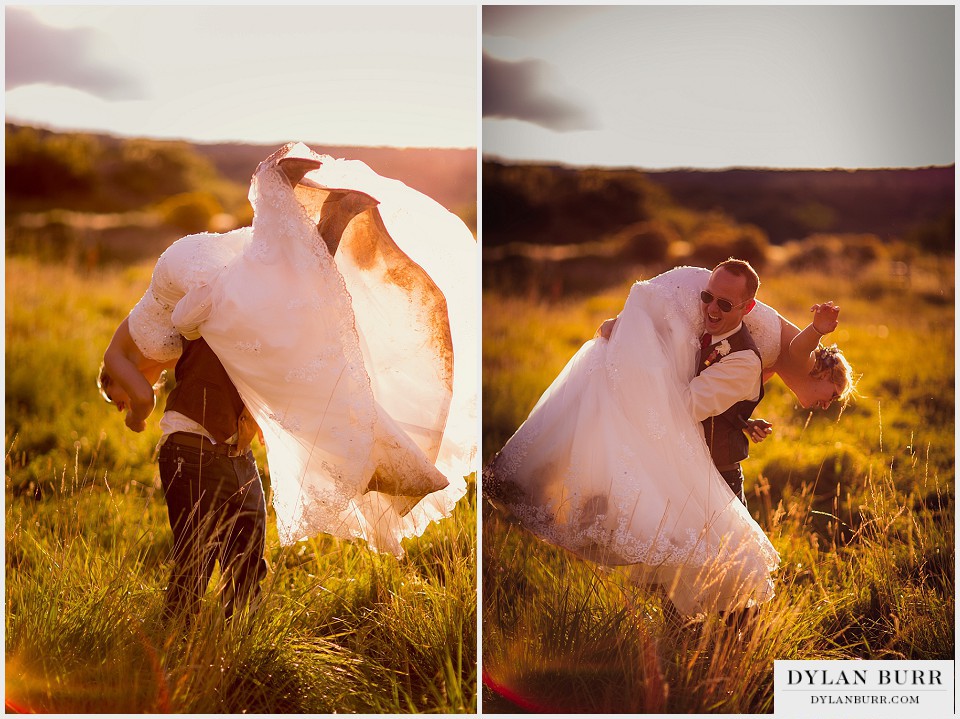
left=597, top=317, right=617, bottom=340
left=744, top=418, right=773, bottom=443
left=236, top=407, right=262, bottom=453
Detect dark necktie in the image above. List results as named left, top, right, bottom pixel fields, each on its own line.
left=700, top=333, right=712, bottom=350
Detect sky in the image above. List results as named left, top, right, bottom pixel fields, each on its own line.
left=483, top=5, right=955, bottom=169
left=5, top=5, right=477, bottom=149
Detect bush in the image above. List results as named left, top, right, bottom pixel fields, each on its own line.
left=786, top=233, right=887, bottom=274
left=6, top=126, right=101, bottom=204
left=155, top=191, right=224, bottom=234
left=686, top=216, right=770, bottom=270
left=839, top=234, right=888, bottom=264
left=909, top=209, right=955, bottom=255
left=617, top=220, right=675, bottom=264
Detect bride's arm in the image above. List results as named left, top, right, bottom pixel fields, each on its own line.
left=781, top=302, right=841, bottom=372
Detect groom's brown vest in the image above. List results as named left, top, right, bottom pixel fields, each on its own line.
left=696, top=325, right=764, bottom=470
left=165, top=337, right=244, bottom=443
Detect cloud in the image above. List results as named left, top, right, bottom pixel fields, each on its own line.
left=5, top=8, right=145, bottom=100
left=482, top=52, right=597, bottom=132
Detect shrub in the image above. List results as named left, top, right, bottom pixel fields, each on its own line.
left=908, top=209, right=955, bottom=255
left=786, top=233, right=887, bottom=274
left=155, top=191, right=224, bottom=234
left=684, top=214, right=770, bottom=270
left=839, top=234, right=888, bottom=264
left=617, top=220, right=675, bottom=264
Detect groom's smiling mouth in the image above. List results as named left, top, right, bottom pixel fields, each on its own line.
left=704, top=310, right=724, bottom=330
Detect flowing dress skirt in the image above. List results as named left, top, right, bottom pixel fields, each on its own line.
left=130, top=143, right=476, bottom=555
left=485, top=278, right=778, bottom=615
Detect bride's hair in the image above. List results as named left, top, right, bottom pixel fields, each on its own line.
left=812, top=344, right=857, bottom=404
left=96, top=363, right=114, bottom=404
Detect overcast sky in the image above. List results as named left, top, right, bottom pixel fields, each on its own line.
left=5, top=5, right=477, bottom=149
left=483, top=5, right=954, bottom=169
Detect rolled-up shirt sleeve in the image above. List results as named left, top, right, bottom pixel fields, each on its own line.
left=686, top=350, right=762, bottom=422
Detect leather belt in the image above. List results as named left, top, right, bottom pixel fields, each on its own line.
left=716, top=463, right=741, bottom=473
left=167, top=432, right=241, bottom=457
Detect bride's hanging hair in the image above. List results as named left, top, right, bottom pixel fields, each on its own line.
left=812, top=344, right=858, bottom=406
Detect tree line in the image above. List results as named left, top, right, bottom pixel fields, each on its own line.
left=483, top=160, right=954, bottom=255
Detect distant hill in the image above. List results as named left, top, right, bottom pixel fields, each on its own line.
left=5, top=123, right=476, bottom=215
left=193, top=142, right=476, bottom=213
left=483, top=160, right=954, bottom=248
left=648, top=166, right=954, bottom=244
left=5, top=123, right=476, bottom=265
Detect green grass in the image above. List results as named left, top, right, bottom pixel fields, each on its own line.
left=5, top=256, right=477, bottom=713
left=481, top=256, right=954, bottom=713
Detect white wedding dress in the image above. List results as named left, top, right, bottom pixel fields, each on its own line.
left=485, top=267, right=781, bottom=615
left=128, top=143, right=477, bottom=555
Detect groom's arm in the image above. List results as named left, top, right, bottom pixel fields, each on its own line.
left=686, top=350, right=761, bottom=422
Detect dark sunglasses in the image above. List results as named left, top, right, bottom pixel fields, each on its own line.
left=700, top=290, right=750, bottom=313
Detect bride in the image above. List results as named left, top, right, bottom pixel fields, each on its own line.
left=484, top=263, right=855, bottom=616
left=101, top=142, right=477, bottom=556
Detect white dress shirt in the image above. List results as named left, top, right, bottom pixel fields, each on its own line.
left=687, top=323, right=762, bottom=422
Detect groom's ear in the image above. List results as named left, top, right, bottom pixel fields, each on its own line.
left=744, top=299, right=757, bottom=314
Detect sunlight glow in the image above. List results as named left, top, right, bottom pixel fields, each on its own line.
left=6, top=5, right=477, bottom=149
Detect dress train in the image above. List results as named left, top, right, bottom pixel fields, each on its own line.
left=485, top=277, right=778, bottom=614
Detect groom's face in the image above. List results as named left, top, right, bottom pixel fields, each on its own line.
left=702, top=268, right=755, bottom=337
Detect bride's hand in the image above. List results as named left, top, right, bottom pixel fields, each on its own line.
left=810, top=301, right=840, bottom=335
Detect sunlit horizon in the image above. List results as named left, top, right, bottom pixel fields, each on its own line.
left=6, top=113, right=474, bottom=152
left=6, top=5, right=477, bottom=150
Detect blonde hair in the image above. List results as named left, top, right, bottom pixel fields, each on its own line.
left=811, top=344, right=857, bottom=405
left=97, top=362, right=113, bottom=403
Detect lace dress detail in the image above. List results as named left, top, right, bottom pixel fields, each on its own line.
left=127, top=142, right=477, bottom=555
left=128, top=229, right=250, bottom=362
left=744, top=301, right=781, bottom=368
left=647, top=266, right=781, bottom=368
left=485, top=269, right=779, bottom=616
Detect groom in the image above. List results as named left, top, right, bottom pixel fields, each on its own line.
left=599, top=259, right=770, bottom=505
left=155, top=336, right=268, bottom=623
left=688, top=258, right=766, bottom=506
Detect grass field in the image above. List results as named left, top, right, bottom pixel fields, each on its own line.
left=481, top=256, right=954, bottom=713
left=5, top=255, right=477, bottom=713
